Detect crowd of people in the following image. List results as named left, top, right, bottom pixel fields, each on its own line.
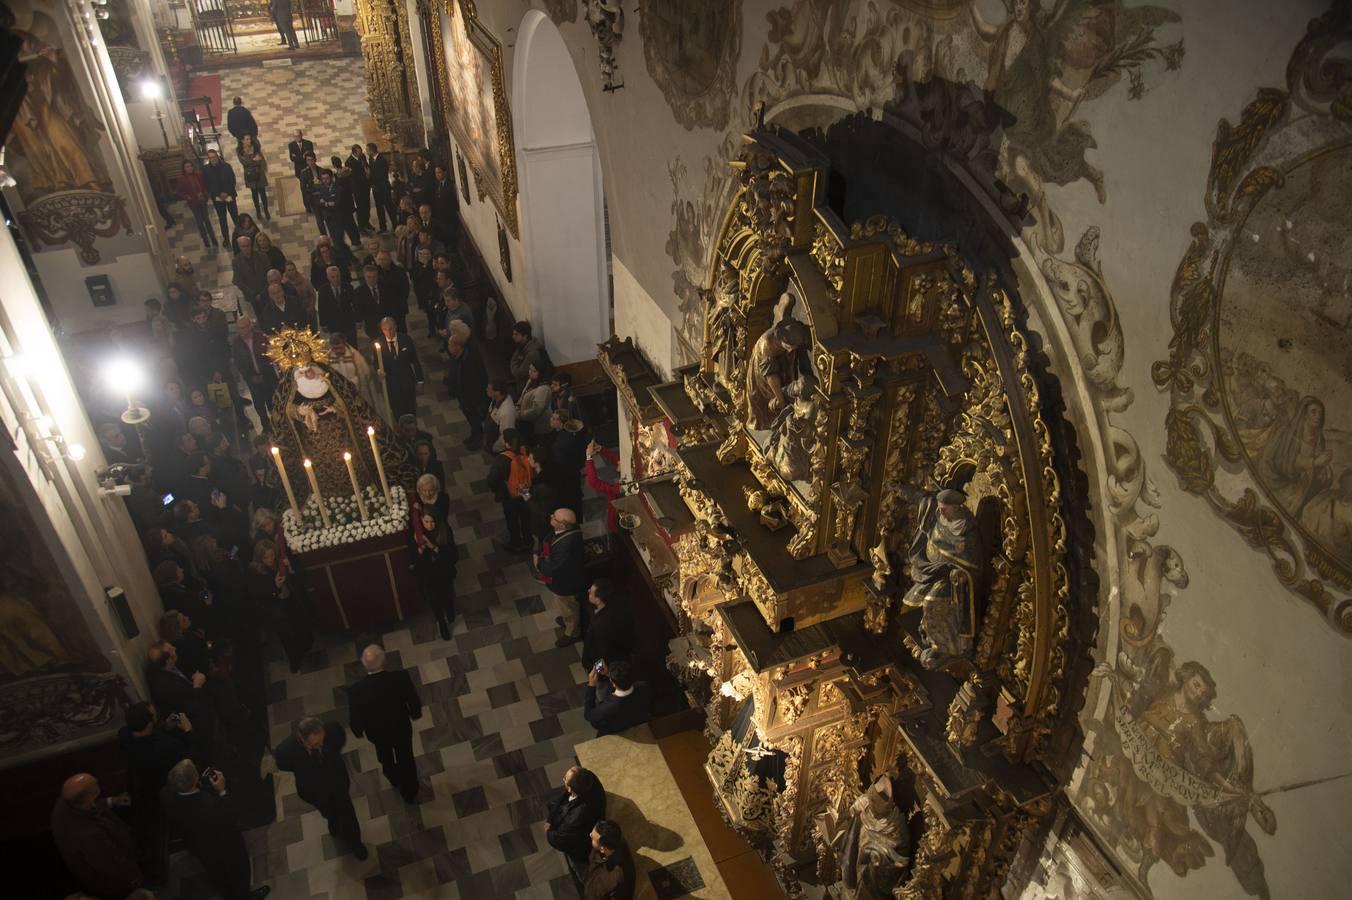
left=52, top=105, right=652, bottom=900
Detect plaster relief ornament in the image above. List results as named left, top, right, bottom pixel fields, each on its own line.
left=585, top=0, right=624, bottom=90
left=902, top=489, right=988, bottom=668
left=746, top=292, right=817, bottom=430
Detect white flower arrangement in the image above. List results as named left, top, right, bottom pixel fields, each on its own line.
left=282, top=484, right=409, bottom=553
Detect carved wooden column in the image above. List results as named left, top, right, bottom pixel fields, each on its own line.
left=353, top=0, right=425, bottom=148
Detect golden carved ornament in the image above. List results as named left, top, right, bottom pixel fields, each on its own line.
left=264, top=328, right=332, bottom=371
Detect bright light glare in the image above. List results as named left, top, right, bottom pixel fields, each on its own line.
left=34, top=414, right=53, bottom=432
left=103, top=356, right=145, bottom=393
left=138, top=78, right=162, bottom=100
left=67, top=443, right=86, bottom=461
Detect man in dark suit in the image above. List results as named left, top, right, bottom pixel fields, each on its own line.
left=445, top=326, right=489, bottom=449
left=348, top=644, right=429, bottom=804
left=580, top=579, right=634, bottom=670
left=274, top=718, right=366, bottom=858
left=331, top=156, right=362, bottom=245
left=202, top=149, right=239, bottom=248
left=259, top=282, right=308, bottom=333
left=536, top=508, right=586, bottom=646
left=317, top=265, right=358, bottom=344
left=160, top=760, right=269, bottom=899
left=271, top=0, right=298, bottom=50
left=367, top=142, right=397, bottom=233
left=287, top=130, right=314, bottom=178
left=377, top=316, right=422, bottom=420
left=145, top=640, right=207, bottom=720
left=584, top=661, right=653, bottom=737
left=346, top=144, right=373, bottom=234
left=298, top=151, right=329, bottom=235
left=431, top=163, right=459, bottom=246
left=545, top=766, right=607, bottom=871
left=354, top=264, right=385, bottom=339
left=51, top=773, right=144, bottom=899
left=225, top=96, right=258, bottom=146
left=374, top=249, right=411, bottom=333
left=230, top=316, right=276, bottom=429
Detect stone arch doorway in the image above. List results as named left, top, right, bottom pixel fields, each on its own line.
left=511, top=11, right=609, bottom=365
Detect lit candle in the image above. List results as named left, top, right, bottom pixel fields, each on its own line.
left=271, top=446, right=301, bottom=520
left=343, top=451, right=369, bottom=521
left=373, top=340, right=392, bottom=423
left=373, top=340, right=385, bottom=374
left=302, top=458, right=331, bottom=529
left=367, top=425, right=391, bottom=508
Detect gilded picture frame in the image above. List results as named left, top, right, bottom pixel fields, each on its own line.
left=426, top=0, right=519, bottom=237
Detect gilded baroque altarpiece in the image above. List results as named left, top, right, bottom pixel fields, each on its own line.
left=648, top=128, right=1091, bottom=896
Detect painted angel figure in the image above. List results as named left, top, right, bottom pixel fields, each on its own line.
left=1088, top=652, right=1276, bottom=899
left=745, top=292, right=815, bottom=430
left=902, top=489, right=989, bottom=667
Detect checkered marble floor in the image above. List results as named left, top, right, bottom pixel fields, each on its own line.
left=164, top=58, right=609, bottom=900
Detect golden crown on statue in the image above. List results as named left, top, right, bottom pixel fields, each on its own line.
left=264, top=327, right=332, bottom=371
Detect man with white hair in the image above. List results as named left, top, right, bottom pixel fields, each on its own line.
left=348, top=644, right=429, bottom=803
left=160, top=760, right=268, bottom=899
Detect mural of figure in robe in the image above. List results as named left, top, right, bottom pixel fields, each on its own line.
left=902, top=489, right=987, bottom=667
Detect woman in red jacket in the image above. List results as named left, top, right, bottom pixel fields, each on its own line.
left=175, top=160, right=217, bottom=249
left=585, top=441, right=624, bottom=533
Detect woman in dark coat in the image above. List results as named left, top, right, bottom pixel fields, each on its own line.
left=247, top=539, right=313, bottom=673
left=411, top=508, right=457, bottom=641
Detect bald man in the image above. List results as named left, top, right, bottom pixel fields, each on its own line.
left=51, top=773, right=142, bottom=898
left=536, top=507, right=587, bottom=646
left=347, top=644, right=428, bottom=803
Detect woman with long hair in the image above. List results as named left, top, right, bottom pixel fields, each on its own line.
left=282, top=260, right=318, bottom=328
left=231, top=212, right=261, bottom=254
left=254, top=231, right=287, bottom=273
left=247, top=538, right=312, bottom=673
left=175, top=159, right=217, bottom=248
left=237, top=134, right=271, bottom=221
left=516, top=360, right=554, bottom=441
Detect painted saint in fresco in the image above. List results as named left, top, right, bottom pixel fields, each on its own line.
left=970, top=0, right=1183, bottom=251
left=1258, top=396, right=1333, bottom=516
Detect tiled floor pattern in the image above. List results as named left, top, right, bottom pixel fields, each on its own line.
left=165, top=57, right=608, bottom=900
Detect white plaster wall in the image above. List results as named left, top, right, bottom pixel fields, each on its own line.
left=0, top=228, right=164, bottom=767
left=612, top=256, right=673, bottom=380
left=35, top=247, right=164, bottom=332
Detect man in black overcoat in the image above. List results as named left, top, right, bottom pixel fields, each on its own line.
left=274, top=717, right=366, bottom=858
left=348, top=644, right=429, bottom=803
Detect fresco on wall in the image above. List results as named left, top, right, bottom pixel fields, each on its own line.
left=640, top=0, right=742, bottom=131
left=429, top=0, right=518, bottom=236
left=542, top=0, right=578, bottom=25
left=1153, top=4, right=1352, bottom=636
left=0, top=459, right=123, bottom=756
left=2, top=3, right=132, bottom=264
left=666, top=0, right=1186, bottom=362
left=649, top=3, right=1300, bottom=897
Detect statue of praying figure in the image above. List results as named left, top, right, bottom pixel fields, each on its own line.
left=902, top=489, right=988, bottom=668
left=833, top=773, right=911, bottom=899
left=746, top=293, right=815, bottom=430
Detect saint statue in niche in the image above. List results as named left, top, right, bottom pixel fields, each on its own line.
left=746, top=292, right=815, bottom=431
left=826, top=771, right=911, bottom=900
left=267, top=329, right=415, bottom=501
left=902, top=489, right=990, bottom=668
left=765, top=385, right=818, bottom=483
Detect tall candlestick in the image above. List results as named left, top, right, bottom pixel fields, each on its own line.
left=271, top=446, right=301, bottom=520
left=343, top=451, right=369, bottom=521
left=302, top=458, right=331, bottom=528
left=373, top=340, right=393, bottom=423
left=367, top=425, right=391, bottom=508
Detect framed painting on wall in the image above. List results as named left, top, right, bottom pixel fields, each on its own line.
left=427, top=0, right=518, bottom=237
